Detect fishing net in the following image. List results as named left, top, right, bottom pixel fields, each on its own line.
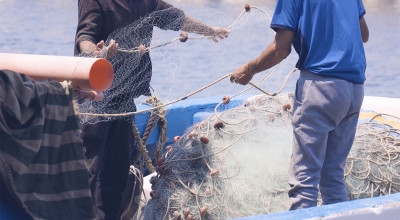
left=142, top=93, right=294, bottom=219
left=141, top=95, right=400, bottom=219
left=75, top=4, right=280, bottom=126
left=345, top=114, right=400, bottom=200
left=77, top=7, right=187, bottom=124
left=75, top=4, right=282, bottom=173
left=71, top=3, right=400, bottom=218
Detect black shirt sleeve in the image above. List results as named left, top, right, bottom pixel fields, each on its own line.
left=152, top=0, right=185, bottom=31
left=154, top=0, right=173, bottom=11
left=74, top=0, right=103, bottom=55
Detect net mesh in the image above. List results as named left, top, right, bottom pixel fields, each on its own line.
left=141, top=94, right=400, bottom=219
left=75, top=5, right=280, bottom=125
left=345, top=116, right=400, bottom=200
left=72, top=4, right=400, bottom=219
left=77, top=7, right=186, bottom=124
left=142, top=93, right=294, bottom=219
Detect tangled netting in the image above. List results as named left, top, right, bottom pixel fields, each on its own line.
left=142, top=93, right=400, bottom=220
left=142, top=93, right=294, bottom=220
left=76, top=5, right=277, bottom=125
left=77, top=7, right=186, bottom=124
left=345, top=115, right=400, bottom=200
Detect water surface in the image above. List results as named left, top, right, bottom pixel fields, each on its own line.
left=0, top=0, right=398, bottom=101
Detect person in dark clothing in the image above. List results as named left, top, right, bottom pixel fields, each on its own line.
left=74, top=1, right=229, bottom=219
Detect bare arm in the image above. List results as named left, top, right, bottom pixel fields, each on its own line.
left=181, top=15, right=230, bottom=42
left=360, top=17, right=369, bottom=43
left=230, top=28, right=294, bottom=85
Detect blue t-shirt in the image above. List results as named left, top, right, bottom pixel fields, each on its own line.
left=271, top=0, right=366, bottom=83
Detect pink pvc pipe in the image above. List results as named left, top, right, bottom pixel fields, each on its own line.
left=0, top=53, right=114, bottom=91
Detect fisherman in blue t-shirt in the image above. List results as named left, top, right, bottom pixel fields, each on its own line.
left=230, top=0, right=369, bottom=210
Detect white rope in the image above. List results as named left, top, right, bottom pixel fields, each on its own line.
left=117, top=6, right=270, bottom=54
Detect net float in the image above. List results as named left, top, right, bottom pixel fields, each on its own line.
left=282, top=103, right=291, bottom=111
left=269, top=113, right=275, bottom=120
left=183, top=209, right=190, bottom=217
left=173, top=211, right=180, bottom=219
left=150, top=191, right=159, bottom=199
left=180, top=32, right=189, bottom=42
left=245, top=4, right=251, bottom=12
left=200, top=206, right=208, bottom=216
left=138, top=44, right=147, bottom=55
left=222, top=95, right=230, bottom=104
left=156, top=158, right=165, bottom=166
left=200, top=136, right=209, bottom=144
left=214, top=121, right=224, bottom=129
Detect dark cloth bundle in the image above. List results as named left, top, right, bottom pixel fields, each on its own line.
left=0, top=70, right=94, bottom=219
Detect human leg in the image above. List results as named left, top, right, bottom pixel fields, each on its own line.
left=99, top=119, right=132, bottom=220
left=320, top=84, right=364, bottom=205
left=82, top=120, right=111, bottom=219
left=288, top=71, right=355, bottom=210
left=83, top=118, right=132, bottom=220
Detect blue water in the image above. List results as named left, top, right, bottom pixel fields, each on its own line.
left=0, top=0, right=399, bottom=101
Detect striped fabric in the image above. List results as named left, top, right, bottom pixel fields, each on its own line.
left=0, top=70, right=94, bottom=220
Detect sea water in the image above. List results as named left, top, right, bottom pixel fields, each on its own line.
left=0, top=0, right=398, bottom=102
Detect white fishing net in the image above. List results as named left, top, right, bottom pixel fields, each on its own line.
left=141, top=95, right=400, bottom=219
left=142, top=93, right=294, bottom=220
left=75, top=5, right=280, bottom=126
left=76, top=7, right=187, bottom=124
left=71, top=4, right=400, bottom=219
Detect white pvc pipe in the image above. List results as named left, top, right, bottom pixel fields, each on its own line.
left=0, top=53, right=114, bottom=91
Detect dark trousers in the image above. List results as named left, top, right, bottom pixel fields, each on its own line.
left=83, top=118, right=134, bottom=220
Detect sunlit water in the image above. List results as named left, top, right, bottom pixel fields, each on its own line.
left=0, top=0, right=399, bottom=103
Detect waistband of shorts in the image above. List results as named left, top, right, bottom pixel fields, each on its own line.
left=299, top=69, right=352, bottom=82
left=300, top=69, right=329, bottom=80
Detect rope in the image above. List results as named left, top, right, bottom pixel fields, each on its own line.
left=144, top=96, right=168, bottom=161
left=79, top=5, right=275, bottom=117
left=79, top=67, right=297, bottom=117
left=344, top=115, right=400, bottom=200
left=118, top=36, right=213, bottom=53
left=154, top=115, right=167, bottom=161
left=249, top=68, right=297, bottom=96
left=213, top=68, right=296, bottom=114
left=141, top=97, right=163, bottom=144
left=79, top=73, right=232, bottom=117
left=131, top=95, right=168, bottom=172
left=117, top=6, right=270, bottom=54
left=132, top=122, right=154, bottom=173
left=79, top=5, right=297, bottom=170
